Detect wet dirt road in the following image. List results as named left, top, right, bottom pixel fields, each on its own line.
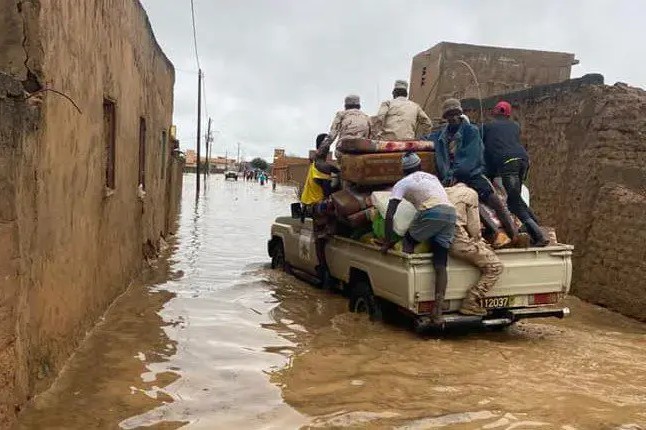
left=18, top=175, right=646, bottom=429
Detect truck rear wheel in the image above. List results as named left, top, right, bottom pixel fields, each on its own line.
left=349, top=280, right=382, bottom=321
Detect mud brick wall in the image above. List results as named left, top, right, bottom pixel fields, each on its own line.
left=464, top=77, right=646, bottom=321
left=0, top=73, right=36, bottom=429
left=0, top=0, right=182, bottom=425
left=410, top=42, right=577, bottom=120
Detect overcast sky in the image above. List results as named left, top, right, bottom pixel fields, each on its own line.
left=140, top=0, right=644, bottom=161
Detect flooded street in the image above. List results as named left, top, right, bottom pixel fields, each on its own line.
left=18, top=175, right=646, bottom=430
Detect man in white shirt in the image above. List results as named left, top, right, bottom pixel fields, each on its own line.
left=380, top=152, right=456, bottom=323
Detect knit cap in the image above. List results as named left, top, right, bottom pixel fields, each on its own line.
left=402, top=152, right=421, bottom=170
left=442, top=98, right=463, bottom=117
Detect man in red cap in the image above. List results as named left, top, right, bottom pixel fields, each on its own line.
left=483, top=101, right=549, bottom=246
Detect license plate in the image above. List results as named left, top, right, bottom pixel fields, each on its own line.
left=480, top=296, right=509, bottom=309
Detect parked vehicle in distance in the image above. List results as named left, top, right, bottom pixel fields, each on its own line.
left=224, top=171, right=238, bottom=181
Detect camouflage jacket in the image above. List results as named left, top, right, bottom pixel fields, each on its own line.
left=322, top=109, right=371, bottom=148
left=446, top=183, right=481, bottom=240
left=373, top=97, right=432, bottom=140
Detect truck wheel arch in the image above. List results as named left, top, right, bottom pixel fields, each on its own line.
left=348, top=268, right=371, bottom=288
left=347, top=268, right=382, bottom=321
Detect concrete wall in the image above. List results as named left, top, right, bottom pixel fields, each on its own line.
left=410, top=42, right=577, bottom=120
left=0, top=0, right=181, bottom=425
left=463, top=76, right=646, bottom=321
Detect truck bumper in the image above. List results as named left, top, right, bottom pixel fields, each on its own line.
left=414, top=306, right=570, bottom=332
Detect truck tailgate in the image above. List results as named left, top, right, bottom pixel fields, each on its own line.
left=325, top=234, right=572, bottom=313
left=413, top=245, right=573, bottom=304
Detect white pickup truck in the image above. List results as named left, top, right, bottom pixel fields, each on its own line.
left=268, top=216, right=573, bottom=332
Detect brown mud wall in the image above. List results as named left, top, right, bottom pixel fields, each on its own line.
left=463, top=76, right=646, bottom=321
left=410, top=42, right=576, bottom=120
left=0, top=73, right=39, bottom=429
left=0, top=0, right=182, bottom=426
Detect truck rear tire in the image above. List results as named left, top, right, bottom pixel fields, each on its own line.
left=349, top=280, right=382, bottom=321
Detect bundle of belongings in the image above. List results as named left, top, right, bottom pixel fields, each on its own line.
left=324, top=137, right=556, bottom=253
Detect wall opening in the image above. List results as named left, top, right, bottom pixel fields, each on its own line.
left=138, top=117, right=146, bottom=190
left=103, top=99, right=116, bottom=189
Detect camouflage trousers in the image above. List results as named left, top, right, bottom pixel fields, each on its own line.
left=449, top=229, right=503, bottom=298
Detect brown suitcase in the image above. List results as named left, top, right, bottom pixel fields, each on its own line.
left=340, top=152, right=436, bottom=186
left=330, top=189, right=372, bottom=217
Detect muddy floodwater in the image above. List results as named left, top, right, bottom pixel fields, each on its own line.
left=17, top=175, right=646, bottom=429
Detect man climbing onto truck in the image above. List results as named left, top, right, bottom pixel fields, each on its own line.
left=483, top=101, right=549, bottom=246
left=431, top=98, right=518, bottom=248
left=446, top=183, right=504, bottom=316
left=300, top=133, right=339, bottom=283
left=380, top=152, right=456, bottom=323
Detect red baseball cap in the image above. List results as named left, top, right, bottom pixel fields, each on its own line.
left=493, top=101, right=512, bottom=117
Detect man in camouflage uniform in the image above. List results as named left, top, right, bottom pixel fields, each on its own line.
left=372, top=80, right=433, bottom=140
left=446, top=183, right=503, bottom=316
left=320, top=94, right=371, bottom=153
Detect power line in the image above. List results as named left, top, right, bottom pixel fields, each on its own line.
left=189, top=0, right=211, bottom=139
left=202, top=72, right=209, bottom=121
left=189, top=0, right=201, bottom=70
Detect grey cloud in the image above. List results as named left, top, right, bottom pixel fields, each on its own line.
left=141, top=0, right=645, bottom=161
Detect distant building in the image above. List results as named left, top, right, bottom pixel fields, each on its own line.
left=409, top=42, right=578, bottom=120
left=272, top=148, right=311, bottom=185
left=184, top=150, right=236, bottom=172
left=185, top=149, right=197, bottom=166
left=212, top=156, right=237, bottom=172
left=271, top=148, right=333, bottom=186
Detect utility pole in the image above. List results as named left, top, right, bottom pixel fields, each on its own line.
left=204, top=117, right=212, bottom=181
left=237, top=142, right=241, bottom=170
left=196, top=69, right=202, bottom=194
